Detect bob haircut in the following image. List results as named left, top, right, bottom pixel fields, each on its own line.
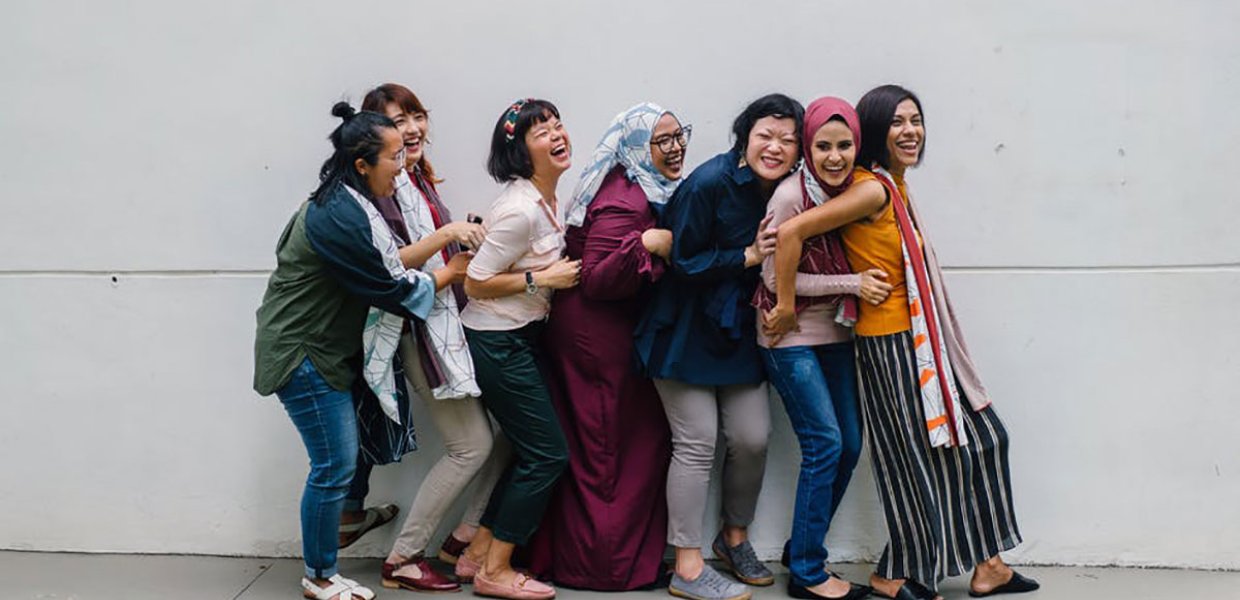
left=486, top=99, right=561, bottom=183
left=856, top=84, right=925, bottom=171
left=361, top=83, right=441, bottom=183
left=309, top=102, right=397, bottom=203
left=730, top=93, right=805, bottom=155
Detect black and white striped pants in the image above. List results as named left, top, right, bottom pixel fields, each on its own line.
left=856, top=331, right=1022, bottom=590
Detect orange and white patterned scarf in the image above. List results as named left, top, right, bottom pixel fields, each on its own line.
left=874, top=167, right=968, bottom=448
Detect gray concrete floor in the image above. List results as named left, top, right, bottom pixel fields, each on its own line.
left=2, top=551, right=1238, bottom=599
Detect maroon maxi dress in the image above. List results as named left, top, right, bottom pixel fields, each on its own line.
left=527, top=167, right=672, bottom=590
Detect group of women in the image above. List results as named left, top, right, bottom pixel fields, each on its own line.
left=253, top=82, right=1042, bottom=600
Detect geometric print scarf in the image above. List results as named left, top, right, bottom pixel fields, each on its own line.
left=394, top=170, right=481, bottom=401
left=874, top=167, right=968, bottom=448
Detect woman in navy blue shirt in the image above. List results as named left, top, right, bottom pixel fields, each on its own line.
left=635, top=94, right=803, bottom=600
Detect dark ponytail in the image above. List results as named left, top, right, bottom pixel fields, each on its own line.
left=309, top=101, right=397, bottom=203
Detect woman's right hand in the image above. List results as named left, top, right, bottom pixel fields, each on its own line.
left=439, top=221, right=486, bottom=249
left=744, top=213, right=777, bottom=267
left=434, top=253, right=472, bottom=289
left=533, top=258, right=582, bottom=290
left=641, top=228, right=673, bottom=260
left=858, top=268, right=892, bottom=305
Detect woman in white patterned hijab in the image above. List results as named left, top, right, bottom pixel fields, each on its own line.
left=564, top=102, right=689, bottom=227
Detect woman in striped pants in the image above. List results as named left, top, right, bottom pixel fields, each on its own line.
left=765, top=85, right=1040, bottom=600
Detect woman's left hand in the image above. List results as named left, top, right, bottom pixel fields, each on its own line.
left=762, top=303, right=799, bottom=345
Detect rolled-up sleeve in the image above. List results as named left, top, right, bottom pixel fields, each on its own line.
left=467, top=206, right=531, bottom=281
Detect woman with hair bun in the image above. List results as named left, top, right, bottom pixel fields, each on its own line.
left=254, top=102, right=465, bottom=600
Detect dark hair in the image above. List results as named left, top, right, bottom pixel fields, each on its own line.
left=730, top=93, right=805, bottom=154
left=309, top=102, right=397, bottom=203
left=856, top=84, right=925, bottom=171
left=361, top=83, right=441, bottom=183
left=486, top=99, right=561, bottom=183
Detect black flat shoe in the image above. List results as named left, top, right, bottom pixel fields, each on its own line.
left=873, top=579, right=935, bottom=600
left=787, top=577, right=873, bottom=600
left=968, top=570, right=1040, bottom=597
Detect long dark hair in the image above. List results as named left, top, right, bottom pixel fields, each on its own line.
left=856, top=84, right=925, bottom=171
left=361, top=83, right=441, bottom=183
left=309, top=101, right=397, bottom=204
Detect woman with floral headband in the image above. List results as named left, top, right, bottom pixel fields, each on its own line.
left=527, top=102, right=688, bottom=590
left=453, top=98, right=580, bottom=600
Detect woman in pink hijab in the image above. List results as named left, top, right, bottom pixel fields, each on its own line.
left=753, top=97, right=888, bottom=600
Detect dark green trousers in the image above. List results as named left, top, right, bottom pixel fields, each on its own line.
left=465, top=322, right=568, bottom=545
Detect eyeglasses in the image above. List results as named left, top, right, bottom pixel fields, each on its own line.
left=394, top=146, right=408, bottom=165
left=652, top=125, right=692, bottom=154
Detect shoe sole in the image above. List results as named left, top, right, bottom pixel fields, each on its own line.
left=382, top=578, right=462, bottom=593
left=669, top=584, right=752, bottom=600
left=712, top=545, right=775, bottom=587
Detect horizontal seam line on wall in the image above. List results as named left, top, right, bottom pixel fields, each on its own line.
left=0, top=264, right=1238, bottom=277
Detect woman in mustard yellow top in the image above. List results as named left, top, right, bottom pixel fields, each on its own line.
left=765, top=86, right=1038, bottom=600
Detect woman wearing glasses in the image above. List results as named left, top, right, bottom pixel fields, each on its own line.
left=635, top=94, right=804, bottom=600
left=527, top=103, right=688, bottom=591
left=253, top=102, right=450, bottom=600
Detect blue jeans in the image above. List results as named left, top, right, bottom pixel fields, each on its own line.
left=276, top=357, right=359, bottom=580
left=762, top=342, right=863, bottom=586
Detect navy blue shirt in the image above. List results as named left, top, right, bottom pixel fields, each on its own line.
left=634, top=149, right=771, bottom=386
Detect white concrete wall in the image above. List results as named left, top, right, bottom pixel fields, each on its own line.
left=2, top=0, right=1238, bottom=569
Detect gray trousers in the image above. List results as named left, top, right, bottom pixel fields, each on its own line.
left=654, top=379, right=771, bottom=548
left=390, top=334, right=510, bottom=558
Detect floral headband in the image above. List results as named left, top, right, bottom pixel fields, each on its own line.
left=503, top=98, right=534, bottom=142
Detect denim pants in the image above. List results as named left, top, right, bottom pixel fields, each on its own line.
left=277, top=357, right=359, bottom=580
left=761, top=342, right=863, bottom=586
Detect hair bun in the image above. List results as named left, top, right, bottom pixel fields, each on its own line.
left=331, top=101, right=356, bottom=122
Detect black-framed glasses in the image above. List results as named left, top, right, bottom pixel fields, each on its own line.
left=652, top=125, right=692, bottom=154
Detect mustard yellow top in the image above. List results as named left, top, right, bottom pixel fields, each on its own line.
left=841, top=170, right=913, bottom=336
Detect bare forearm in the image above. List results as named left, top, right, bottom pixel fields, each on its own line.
left=398, top=231, right=451, bottom=269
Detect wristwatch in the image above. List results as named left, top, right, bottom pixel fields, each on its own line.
left=525, top=271, right=538, bottom=295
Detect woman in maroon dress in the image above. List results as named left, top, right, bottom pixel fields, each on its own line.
left=528, top=103, right=691, bottom=590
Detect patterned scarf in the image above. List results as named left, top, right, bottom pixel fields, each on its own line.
left=349, top=171, right=481, bottom=428
left=564, top=102, right=681, bottom=227
left=874, top=167, right=968, bottom=448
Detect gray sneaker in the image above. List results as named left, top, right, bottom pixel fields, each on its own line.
left=712, top=532, right=775, bottom=586
left=669, top=567, right=752, bottom=600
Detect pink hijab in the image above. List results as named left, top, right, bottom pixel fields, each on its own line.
left=802, top=96, right=862, bottom=197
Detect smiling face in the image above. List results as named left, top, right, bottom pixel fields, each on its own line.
left=382, top=102, right=428, bottom=171
left=810, top=119, right=856, bottom=188
left=886, top=98, right=924, bottom=173
left=524, top=113, right=572, bottom=178
left=650, top=113, right=687, bottom=180
left=357, top=127, right=405, bottom=197
left=744, top=115, right=798, bottom=186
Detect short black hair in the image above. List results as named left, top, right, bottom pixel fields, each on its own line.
left=486, top=99, right=561, bottom=183
left=856, top=84, right=925, bottom=171
left=310, top=101, right=396, bottom=203
left=730, top=93, right=805, bottom=155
